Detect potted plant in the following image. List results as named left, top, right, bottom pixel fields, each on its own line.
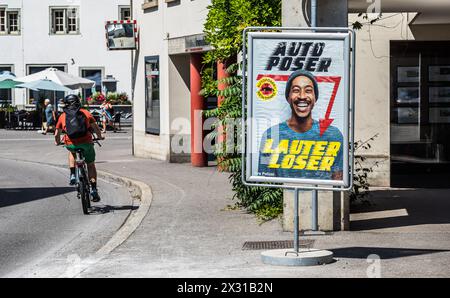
left=89, top=92, right=106, bottom=105
left=107, top=92, right=119, bottom=105
left=118, top=92, right=131, bottom=105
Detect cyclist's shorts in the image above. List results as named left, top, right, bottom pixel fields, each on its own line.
left=66, top=143, right=96, bottom=164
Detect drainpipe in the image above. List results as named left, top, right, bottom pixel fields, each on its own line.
left=130, top=0, right=135, bottom=156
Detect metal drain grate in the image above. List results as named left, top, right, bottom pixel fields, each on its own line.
left=242, top=240, right=315, bottom=250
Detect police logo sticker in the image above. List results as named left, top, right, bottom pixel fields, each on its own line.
left=256, top=77, right=277, bottom=101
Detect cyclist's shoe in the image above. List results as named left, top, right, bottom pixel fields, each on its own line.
left=91, top=189, right=101, bottom=202
left=69, top=174, right=76, bottom=185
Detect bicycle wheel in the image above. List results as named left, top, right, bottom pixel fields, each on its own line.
left=78, top=167, right=91, bottom=215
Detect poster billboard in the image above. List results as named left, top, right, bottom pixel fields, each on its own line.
left=105, top=20, right=137, bottom=50
left=245, top=31, right=352, bottom=187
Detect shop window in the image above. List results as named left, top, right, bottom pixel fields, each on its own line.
left=145, top=56, right=160, bottom=135
left=80, top=68, right=103, bottom=100
left=27, top=65, right=66, bottom=105
left=390, top=41, right=450, bottom=188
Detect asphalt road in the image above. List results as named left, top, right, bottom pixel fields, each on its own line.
left=0, top=158, right=134, bottom=277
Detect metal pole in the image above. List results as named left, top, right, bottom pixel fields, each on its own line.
left=311, top=0, right=319, bottom=231
left=312, top=188, right=318, bottom=230
left=311, top=0, right=317, bottom=27
left=130, top=0, right=135, bottom=156
left=294, top=188, right=299, bottom=253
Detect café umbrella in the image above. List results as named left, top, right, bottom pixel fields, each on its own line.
left=16, top=79, right=72, bottom=109
left=16, top=67, right=95, bottom=90
left=0, top=71, right=17, bottom=81
left=0, top=79, right=22, bottom=89
left=0, top=71, right=22, bottom=89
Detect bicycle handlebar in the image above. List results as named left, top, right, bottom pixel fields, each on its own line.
left=92, top=138, right=102, bottom=147
left=57, top=138, right=103, bottom=147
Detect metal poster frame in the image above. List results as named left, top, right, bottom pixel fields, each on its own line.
left=241, top=26, right=356, bottom=192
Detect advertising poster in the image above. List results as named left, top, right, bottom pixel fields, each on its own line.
left=246, top=32, right=351, bottom=187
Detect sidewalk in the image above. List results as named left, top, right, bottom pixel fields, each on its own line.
left=83, top=159, right=450, bottom=278
left=1, top=129, right=450, bottom=277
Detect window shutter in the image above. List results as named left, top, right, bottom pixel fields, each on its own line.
left=51, top=10, right=55, bottom=33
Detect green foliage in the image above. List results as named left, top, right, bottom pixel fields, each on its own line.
left=203, top=0, right=281, bottom=64
left=0, top=103, right=15, bottom=113
left=200, top=65, right=217, bottom=98
left=350, top=133, right=380, bottom=203
left=202, top=0, right=282, bottom=221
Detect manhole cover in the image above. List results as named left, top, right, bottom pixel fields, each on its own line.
left=242, top=240, right=315, bottom=250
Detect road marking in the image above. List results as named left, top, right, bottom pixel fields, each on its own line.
left=350, top=209, right=409, bottom=221
left=96, top=159, right=137, bottom=164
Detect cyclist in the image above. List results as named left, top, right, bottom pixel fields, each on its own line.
left=54, top=94, right=104, bottom=202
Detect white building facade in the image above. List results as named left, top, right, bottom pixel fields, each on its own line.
left=132, top=0, right=450, bottom=190
left=0, top=0, right=133, bottom=106
left=131, top=0, right=211, bottom=162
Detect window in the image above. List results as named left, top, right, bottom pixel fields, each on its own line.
left=7, top=11, right=19, bottom=33
left=145, top=56, right=160, bottom=135
left=119, top=6, right=131, bottom=21
left=0, top=8, right=20, bottom=35
left=50, top=7, right=79, bottom=34
left=67, top=8, right=78, bottom=33
left=0, top=66, right=13, bottom=104
left=142, top=0, right=158, bottom=10
left=80, top=68, right=103, bottom=100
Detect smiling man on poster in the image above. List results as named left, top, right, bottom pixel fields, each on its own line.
left=258, top=69, right=343, bottom=180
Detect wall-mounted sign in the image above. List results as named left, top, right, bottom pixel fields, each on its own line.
left=105, top=20, right=138, bottom=50
left=245, top=31, right=352, bottom=187
left=184, top=34, right=212, bottom=53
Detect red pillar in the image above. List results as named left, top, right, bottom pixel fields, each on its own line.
left=190, top=53, right=207, bottom=167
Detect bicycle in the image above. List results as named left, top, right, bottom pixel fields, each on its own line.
left=61, top=139, right=102, bottom=215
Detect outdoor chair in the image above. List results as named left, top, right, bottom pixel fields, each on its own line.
left=5, top=111, right=19, bottom=129
left=15, top=110, right=28, bottom=130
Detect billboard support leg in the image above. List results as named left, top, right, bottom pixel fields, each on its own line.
left=294, top=188, right=299, bottom=253
left=312, top=189, right=318, bottom=231
left=261, top=187, right=334, bottom=266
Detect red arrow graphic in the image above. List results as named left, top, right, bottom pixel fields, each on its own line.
left=318, top=76, right=341, bottom=136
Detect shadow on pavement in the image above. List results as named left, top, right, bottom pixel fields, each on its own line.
left=0, top=187, right=74, bottom=208
left=331, top=247, right=449, bottom=259
left=90, top=204, right=138, bottom=214
left=350, top=189, right=450, bottom=231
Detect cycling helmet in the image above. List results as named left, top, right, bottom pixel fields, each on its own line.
left=63, top=94, right=81, bottom=109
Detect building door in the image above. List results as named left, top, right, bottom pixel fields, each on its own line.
left=145, top=56, right=160, bottom=135
left=390, top=41, right=450, bottom=188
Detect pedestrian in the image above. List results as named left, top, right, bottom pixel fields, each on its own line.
left=41, top=98, right=56, bottom=135
left=100, top=99, right=116, bottom=133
